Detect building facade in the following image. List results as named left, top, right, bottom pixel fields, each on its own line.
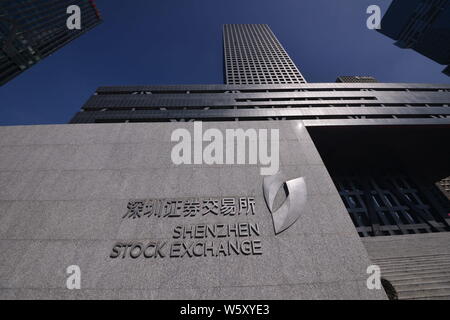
left=439, top=178, right=450, bottom=197
left=71, top=83, right=450, bottom=237
left=379, top=0, right=450, bottom=76
left=0, top=0, right=101, bottom=85
left=336, top=76, right=378, bottom=83
left=69, top=24, right=450, bottom=299
left=71, top=24, right=450, bottom=242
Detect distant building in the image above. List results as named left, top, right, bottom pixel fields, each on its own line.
left=0, top=0, right=101, bottom=85
left=1, top=23, right=448, bottom=300
left=336, top=76, right=378, bottom=83
left=379, top=0, right=450, bottom=76
left=71, top=25, right=450, bottom=243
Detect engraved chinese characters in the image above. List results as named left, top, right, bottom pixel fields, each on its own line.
left=110, top=196, right=262, bottom=259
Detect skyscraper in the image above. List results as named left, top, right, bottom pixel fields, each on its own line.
left=71, top=24, right=450, bottom=239
left=0, top=0, right=101, bottom=85
left=223, top=24, right=306, bottom=84
left=378, top=0, right=450, bottom=76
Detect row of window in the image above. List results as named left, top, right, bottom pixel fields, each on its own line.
left=72, top=114, right=450, bottom=125
left=84, top=104, right=450, bottom=111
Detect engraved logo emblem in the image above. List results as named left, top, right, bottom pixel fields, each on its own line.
left=263, top=171, right=307, bottom=235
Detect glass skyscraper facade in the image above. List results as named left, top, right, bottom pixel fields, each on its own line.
left=70, top=24, right=450, bottom=239
left=0, top=0, right=101, bottom=85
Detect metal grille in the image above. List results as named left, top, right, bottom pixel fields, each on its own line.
left=334, top=173, right=450, bottom=237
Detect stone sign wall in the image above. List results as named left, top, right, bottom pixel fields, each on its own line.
left=0, top=121, right=386, bottom=299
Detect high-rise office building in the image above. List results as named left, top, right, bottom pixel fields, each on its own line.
left=378, top=0, right=450, bottom=76
left=223, top=24, right=306, bottom=84
left=0, top=0, right=101, bottom=85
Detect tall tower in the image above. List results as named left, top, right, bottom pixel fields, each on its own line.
left=223, top=24, right=306, bottom=84
left=0, top=0, right=102, bottom=86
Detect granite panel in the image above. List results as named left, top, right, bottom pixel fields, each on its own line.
left=0, top=121, right=386, bottom=300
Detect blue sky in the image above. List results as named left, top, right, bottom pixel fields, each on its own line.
left=1, top=0, right=449, bottom=126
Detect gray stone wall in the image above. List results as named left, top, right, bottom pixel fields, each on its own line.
left=0, top=121, right=386, bottom=299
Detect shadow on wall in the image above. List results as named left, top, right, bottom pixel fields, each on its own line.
left=382, top=278, right=398, bottom=300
